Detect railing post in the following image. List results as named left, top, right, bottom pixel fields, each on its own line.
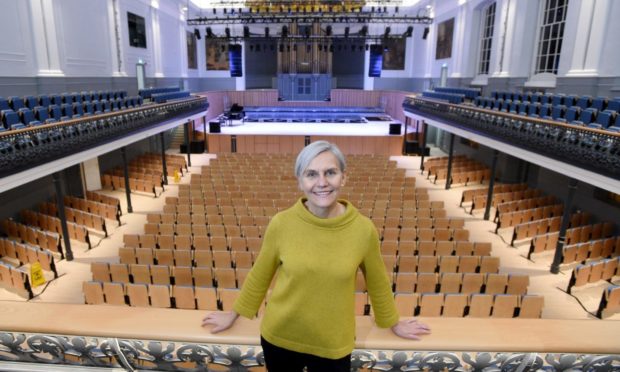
left=52, top=172, right=73, bottom=261
left=420, top=120, right=428, bottom=173
left=184, top=121, right=191, bottom=167
left=120, top=147, right=133, bottom=214
left=484, top=150, right=500, bottom=221
left=160, top=133, right=168, bottom=186
left=550, top=178, right=578, bottom=274
left=445, top=132, right=455, bottom=190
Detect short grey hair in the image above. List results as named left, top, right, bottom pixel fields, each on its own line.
left=294, top=140, right=347, bottom=178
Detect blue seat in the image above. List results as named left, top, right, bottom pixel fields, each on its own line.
left=38, top=95, right=51, bottom=107
left=61, top=93, right=74, bottom=104
left=101, top=99, right=112, bottom=113
left=528, top=102, right=541, bottom=117
left=607, top=99, right=620, bottom=112
left=565, top=106, right=581, bottom=124
left=48, top=105, right=62, bottom=121
left=24, top=95, right=38, bottom=109
left=551, top=94, right=565, bottom=106
left=508, top=100, right=520, bottom=114
left=72, top=102, right=83, bottom=118
left=492, top=99, right=503, bottom=111
left=83, top=102, right=94, bottom=116
left=606, top=126, right=620, bottom=133
left=518, top=102, right=529, bottom=115
left=2, top=109, right=20, bottom=128
left=33, top=106, right=51, bottom=123
left=591, top=97, right=607, bottom=112
left=579, top=108, right=597, bottom=125
left=61, top=103, right=73, bottom=120
left=72, top=92, right=82, bottom=104
left=18, top=108, right=40, bottom=126
left=540, top=103, right=553, bottom=119
left=93, top=100, right=103, bottom=114
left=0, top=97, right=9, bottom=111
left=551, top=105, right=566, bottom=120
left=8, top=96, right=25, bottom=110
left=595, top=110, right=616, bottom=128
left=565, top=95, right=578, bottom=107
left=500, top=99, right=512, bottom=112
left=531, top=92, right=544, bottom=103
left=540, top=94, right=552, bottom=105
left=576, top=96, right=592, bottom=110
left=51, top=95, right=63, bottom=106
left=81, top=91, right=92, bottom=102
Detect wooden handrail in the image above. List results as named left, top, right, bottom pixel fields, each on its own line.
left=1, top=301, right=618, bottom=354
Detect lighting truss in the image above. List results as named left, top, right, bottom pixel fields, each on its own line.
left=187, top=12, right=432, bottom=25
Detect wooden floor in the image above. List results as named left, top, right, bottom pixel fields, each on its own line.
left=1, top=147, right=618, bottom=322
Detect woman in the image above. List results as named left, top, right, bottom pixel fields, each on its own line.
left=202, top=141, right=430, bottom=371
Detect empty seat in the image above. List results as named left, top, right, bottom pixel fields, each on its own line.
left=8, top=96, right=24, bottom=110
left=492, top=294, right=519, bottom=318
left=23, top=95, right=38, bottom=109
left=18, top=108, right=40, bottom=126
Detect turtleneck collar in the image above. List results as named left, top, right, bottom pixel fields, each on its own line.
left=292, top=197, right=359, bottom=229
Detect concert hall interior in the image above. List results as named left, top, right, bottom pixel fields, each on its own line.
left=0, top=0, right=619, bottom=371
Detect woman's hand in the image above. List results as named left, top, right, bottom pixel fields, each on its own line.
left=201, top=311, right=240, bottom=333
left=391, top=318, right=431, bottom=340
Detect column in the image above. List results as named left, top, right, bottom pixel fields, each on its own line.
left=445, top=133, right=455, bottom=190
left=484, top=150, right=500, bottom=221
left=550, top=179, right=578, bottom=274
left=53, top=173, right=73, bottom=261
left=121, top=147, right=133, bottom=214
left=29, top=0, right=64, bottom=76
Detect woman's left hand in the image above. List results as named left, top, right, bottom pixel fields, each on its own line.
left=391, top=319, right=431, bottom=340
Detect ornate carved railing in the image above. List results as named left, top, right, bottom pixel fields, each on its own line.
left=2, top=332, right=620, bottom=371
left=0, top=97, right=209, bottom=178
left=1, top=302, right=619, bottom=371
left=402, top=97, right=620, bottom=180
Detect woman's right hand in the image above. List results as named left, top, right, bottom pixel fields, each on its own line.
left=201, top=311, right=240, bottom=333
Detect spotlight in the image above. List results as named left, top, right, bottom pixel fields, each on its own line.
left=243, top=26, right=250, bottom=38
left=281, top=25, right=288, bottom=38
left=225, top=27, right=231, bottom=38
left=326, top=25, right=332, bottom=36
left=371, top=6, right=375, bottom=12
left=359, top=25, right=368, bottom=36
left=344, top=27, right=349, bottom=38
left=212, top=8, right=216, bottom=14
left=250, top=44, right=254, bottom=52
left=395, top=6, right=399, bottom=13
left=423, top=27, right=429, bottom=40
left=223, top=8, right=227, bottom=14
left=384, top=27, right=391, bottom=38
left=194, top=28, right=201, bottom=40
left=239, top=8, right=242, bottom=13
left=384, top=6, right=387, bottom=13
left=405, top=26, right=413, bottom=37
left=265, top=27, right=270, bottom=38
left=206, top=27, right=213, bottom=38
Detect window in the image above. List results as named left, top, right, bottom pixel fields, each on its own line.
left=534, top=0, right=568, bottom=74
left=478, top=2, right=496, bottom=75
left=127, top=12, right=147, bottom=48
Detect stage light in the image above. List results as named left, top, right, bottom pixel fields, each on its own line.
left=212, top=8, right=216, bottom=14
left=405, top=26, right=413, bottom=37
left=326, top=25, right=332, bottom=36
left=243, top=26, right=250, bottom=38
left=360, top=25, right=368, bottom=36
left=423, top=27, right=429, bottom=40
left=384, top=27, right=391, bottom=38
left=344, top=27, right=349, bottom=38
left=194, top=28, right=201, bottom=40
left=206, top=27, right=213, bottom=38
left=225, top=27, right=231, bottom=39
left=265, top=27, right=270, bottom=38
left=281, top=25, right=288, bottom=38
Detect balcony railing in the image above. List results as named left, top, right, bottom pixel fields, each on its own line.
left=402, top=97, right=620, bottom=180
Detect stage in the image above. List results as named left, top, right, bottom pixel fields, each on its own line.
left=192, top=104, right=413, bottom=155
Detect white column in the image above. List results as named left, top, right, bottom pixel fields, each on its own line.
left=179, top=15, right=188, bottom=78
left=81, top=158, right=102, bottom=191
left=151, top=4, right=164, bottom=77
left=564, top=0, right=611, bottom=77
left=29, top=0, right=64, bottom=76
left=450, top=4, right=470, bottom=78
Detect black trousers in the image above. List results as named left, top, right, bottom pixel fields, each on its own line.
left=260, top=336, right=351, bottom=372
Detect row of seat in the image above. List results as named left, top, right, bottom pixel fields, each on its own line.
left=422, top=91, right=465, bottom=104
left=118, top=247, right=258, bottom=268
left=380, top=240, right=492, bottom=257
left=391, top=272, right=525, bottom=296
left=0, top=261, right=33, bottom=299
left=20, top=210, right=91, bottom=249
left=496, top=204, right=564, bottom=232
left=151, top=91, right=191, bottom=103
left=489, top=91, right=619, bottom=112
left=596, top=285, right=620, bottom=318
left=474, top=98, right=619, bottom=131
left=39, top=202, right=108, bottom=236
left=139, top=87, right=181, bottom=99
left=562, top=238, right=620, bottom=265
left=0, top=237, right=57, bottom=277
left=64, top=195, right=121, bottom=225
left=0, top=219, right=61, bottom=255
left=434, top=87, right=481, bottom=100
left=383, top=255, right=500, bottom=275
left=460, top=183, right=528, bottom=206
left=567, top=256, right=620, bottom=293
left=0, top=90, right=127, bottom=112
left=392, top=292, right=543, bottom=318
left=0, top=97, right=143, bottom=131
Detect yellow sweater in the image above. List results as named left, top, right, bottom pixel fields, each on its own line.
left=233, top=198, right=399, bottom=359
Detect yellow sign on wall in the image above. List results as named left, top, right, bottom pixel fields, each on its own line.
left=30, top=262, right=46, bottom=288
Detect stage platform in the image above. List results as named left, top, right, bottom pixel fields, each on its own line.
left=198, top=106, right=411, bottom=155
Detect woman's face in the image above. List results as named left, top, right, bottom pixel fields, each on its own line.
left=298, top=151, right=346, bottom=218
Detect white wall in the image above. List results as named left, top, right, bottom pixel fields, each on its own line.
left=0, top=0, right=38, bottom=77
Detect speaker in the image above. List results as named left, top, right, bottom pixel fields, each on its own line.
left=368, top=44, right=383, bottom=77
left=423, top=27, right=429, bottom=40
left=389, top=123, right=402, bottom=135
left=228, top=44, right=243, bottom=77
left=209, top=121, right=221, bottom=133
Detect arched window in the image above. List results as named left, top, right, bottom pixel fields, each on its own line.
left=478, top=2, right=496, bottom=75
left=534, top=0, right=569, bottom=74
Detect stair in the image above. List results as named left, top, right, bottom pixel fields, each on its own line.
left=169, top=126, right=186, bottom=150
